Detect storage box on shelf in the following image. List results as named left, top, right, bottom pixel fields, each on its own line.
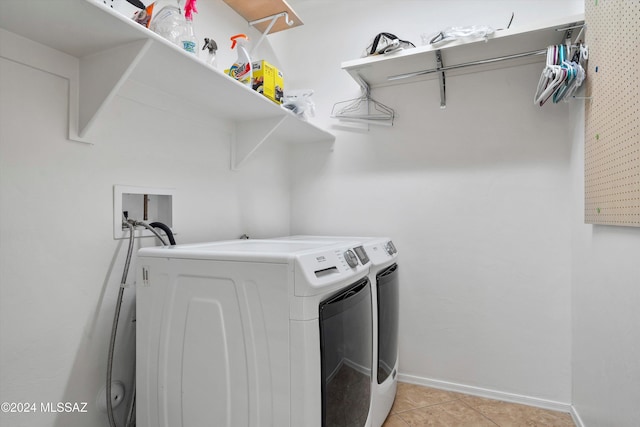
left=252, top=60, right=284, bottom=104
left=0, top=0, right=333, bottom=169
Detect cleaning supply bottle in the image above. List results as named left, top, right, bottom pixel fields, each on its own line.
left=181, top=0, right=198, bottom=55
left=148, top=0, right=186, bottom=47
left=228, top=34, right=252, bottom=87
left=202, top=38, right=218, bottom=68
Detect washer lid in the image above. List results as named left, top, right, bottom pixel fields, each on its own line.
left=138, top=239, right=371, bottom=295
left=137, top=239, right=348, bottom=262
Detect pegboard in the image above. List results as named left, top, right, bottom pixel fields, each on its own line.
left=584, top=0, right=640, bottom=227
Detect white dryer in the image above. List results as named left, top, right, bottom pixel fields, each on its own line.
left=276, top=236, right=399, bottom=427
left=135, top=239, right=373, bottom=427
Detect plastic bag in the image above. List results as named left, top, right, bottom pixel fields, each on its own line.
left=282, top=90, right=315, bottom=120
left=424, top=25, right=495, bottom=46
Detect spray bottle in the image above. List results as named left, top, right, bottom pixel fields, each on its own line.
left=181, top=0, right=198, bottom=55
left=228, top=34, right=252, bottom=87
left=202, top=38, right=218, bottom=68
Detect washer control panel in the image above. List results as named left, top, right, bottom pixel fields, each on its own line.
left=353, top=246, right=370, bottom=265
left=294, top=243, right=370, bottom=297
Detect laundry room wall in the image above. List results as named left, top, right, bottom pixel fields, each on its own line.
left=0, top=2, right=290, bottom=427
left=271, top=0, right=583, bottom=406
left=569, top=86, right=640, bottom=426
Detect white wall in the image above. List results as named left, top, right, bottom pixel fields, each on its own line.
left=4, top=1, right=639, bottom=426
left=0, top=3, right=290, bottom=426
left=272, top=0, right=583, bottom=406
left=569, top=101, right=640, bottom=426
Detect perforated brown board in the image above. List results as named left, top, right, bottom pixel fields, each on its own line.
left=584, top=0, right=640, bottom=226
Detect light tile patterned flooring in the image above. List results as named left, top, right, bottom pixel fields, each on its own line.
left=382, top=383, right=576, bottom=427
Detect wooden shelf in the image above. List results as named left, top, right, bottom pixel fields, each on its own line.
left=0, top=0, right=332, bottom=169
left=342, top=14, right=585, bottom=97
left=222, top=0, right=303, bottom=34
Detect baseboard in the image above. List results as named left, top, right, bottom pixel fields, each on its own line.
left=570, top=405, right=586, bottom=427
left=398, top=373, right=573, bottom=414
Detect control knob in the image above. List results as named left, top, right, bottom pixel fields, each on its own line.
left=385, top=242, right=394, bottom=255
left=344, top=249, right=358, bottom=268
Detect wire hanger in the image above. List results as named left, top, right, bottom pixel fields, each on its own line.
left=331, top=80, right=395, bottom=126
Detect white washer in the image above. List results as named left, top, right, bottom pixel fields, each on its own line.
left=275, top=236, right=399, bottom=427
left=135, top=239, right=373, bottom=427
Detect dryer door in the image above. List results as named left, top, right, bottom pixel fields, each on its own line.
left=377, top=263, right=399, bottom=384
left=319, top=278, right=372, bottom=427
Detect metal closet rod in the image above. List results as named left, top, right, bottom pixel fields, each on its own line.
left=388, top=49, right=547, bottom=81
left=388, top=21, right=585, bottom=82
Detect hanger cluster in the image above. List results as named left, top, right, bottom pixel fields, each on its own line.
left=534, top=41, right=588, bottom=106
left=331, top=85, right=395, bottom=126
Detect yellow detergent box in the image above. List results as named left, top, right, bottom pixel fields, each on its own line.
left=251, top=60, right=284, bottom=104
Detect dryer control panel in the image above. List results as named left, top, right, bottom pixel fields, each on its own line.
left=363, top=240, right=398, bottom=266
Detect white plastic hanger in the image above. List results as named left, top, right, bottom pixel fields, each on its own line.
left=534, top=46, right=562, bottom=105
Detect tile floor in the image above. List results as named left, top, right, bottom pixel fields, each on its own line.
left=382, top=383, right=576, bottom=427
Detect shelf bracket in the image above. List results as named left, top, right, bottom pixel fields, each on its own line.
left=435, top=49, right=446, bottom=109
left=556, top=22, right=585, bottom=42
left=78, top=38, right=152, bottom=138
left=249, top=12, right=294, bottom=54
left=0, top=28, right=152, bottom=143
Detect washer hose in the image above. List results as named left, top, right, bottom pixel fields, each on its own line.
left=149, top=221, right=176, bottom=245
left=106, top=220, right=136, bottom=427
left=106, top=219, right=173, bottom=427
left=134, top=220, right=169, bottom=246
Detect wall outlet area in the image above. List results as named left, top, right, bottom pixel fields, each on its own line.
left=113, top=185, right=175, bottom=240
